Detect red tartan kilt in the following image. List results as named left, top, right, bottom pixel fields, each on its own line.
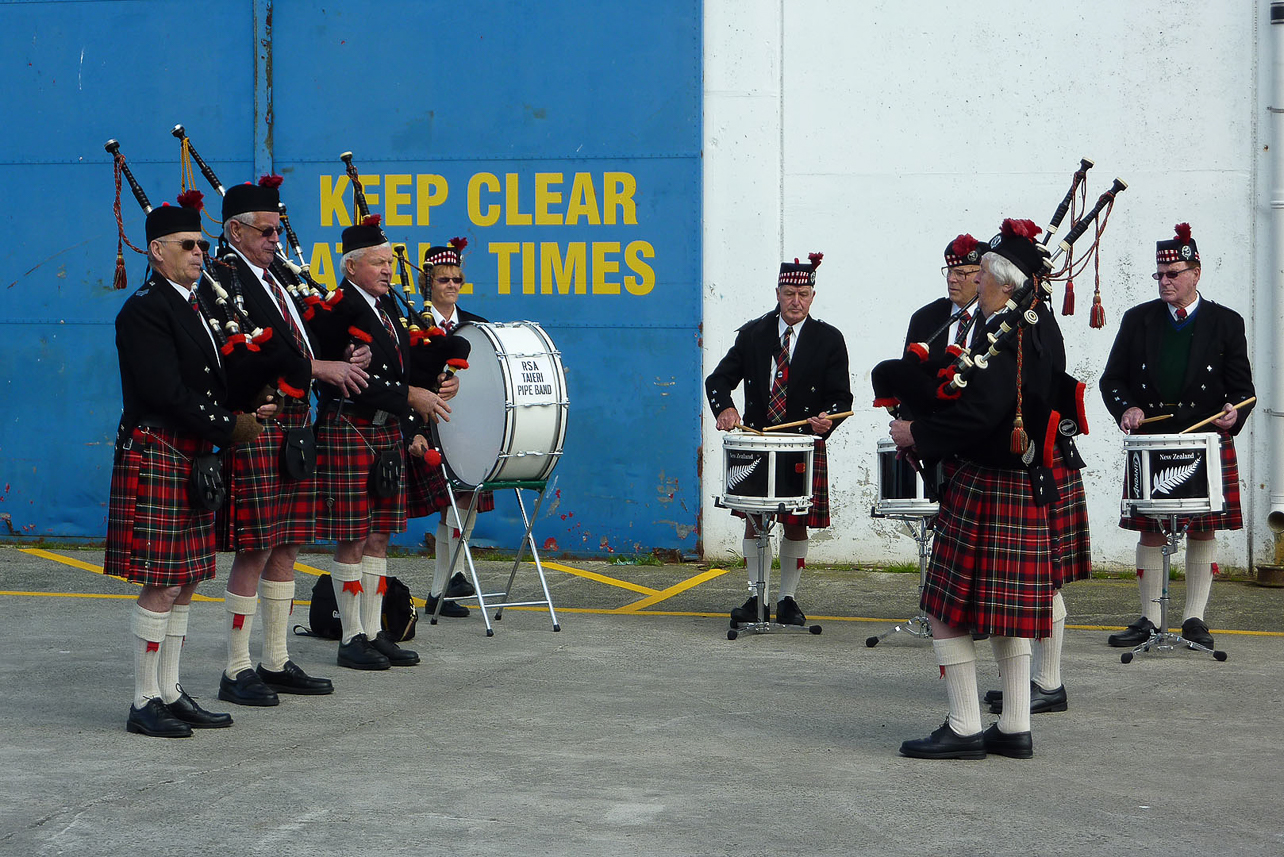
left=105, top=428, right=218, bottom=587
left=920, top=461, right=1053, bottom=638
left=1050, top=453, right=1092, bottom=588
left=732, top=438, right=829, bottom=529
left=405, top=453, right=496, bottom=518
left=217, top=399, right=317, bottom=551
left=1119, top=433, right=1242, bottom=533
left=315, top=415, right=406, bottom=541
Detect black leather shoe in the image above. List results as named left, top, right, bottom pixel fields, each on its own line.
left=775, top=596, right=806, bottom=626
left=126, top=698, right=192, bottom=738
left=257, top=660, right=334, bottom=695
left=445, top=571, right=476, bottom=598
left=988, top=682, right=1068, bottom=715
left=1182, top=617, right=1215, bottom=649
left=337, top=633, right=391, bottom=670
left=370, top=630, right=421, bottom=666
left=730, top=596, right=769, bottom=624
left=1108, top=616, right=1157, bottom=647
left=426, top=593, right=470, bottom=618
left=167, top=688, right=233, bottom=728
left=899, top=721, right=986, bottom=760
left=982, top=722, right=1034, bottom=759
left=218, top=668, right=280, bottom=707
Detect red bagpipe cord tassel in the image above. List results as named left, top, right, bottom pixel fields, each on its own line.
left=342, top=580, right=364, bottom=596
left=1090, top=286, right=1106, bottom=329
left=1009, top=329, right=1030, bottom=455
left=1062, top=279, right=1075, bottom=316
left=113, top=248, right=128, bottom=291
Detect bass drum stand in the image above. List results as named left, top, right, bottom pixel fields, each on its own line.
left=865, top=512, right=934, bottom=647
left=1121, top=511, right=1228, bottom=664
left=717, top=500, right=823, bottom=641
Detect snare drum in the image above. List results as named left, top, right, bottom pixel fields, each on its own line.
left=874, top=437, right=938, bottom=517
left=433, top=321, right=568, bottom=487
left=720, top=433, right=814, bottom=514
left=1122, top=432, right=1224, bottom=518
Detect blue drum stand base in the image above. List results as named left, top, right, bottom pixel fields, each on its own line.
left=717, top=502, right=823, bottom=641
left=428, top=475, right=561, bottom=637
left=1122, top=512, right=1228, bottom=664
left=866, top=512, right=934, bottom=647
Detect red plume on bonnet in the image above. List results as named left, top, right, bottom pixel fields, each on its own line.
left=1000, top=218, right=1041, bottom=241
left=449, top=236, right=469, bottom=251
left=950, top=234, right=978, bottom=258
left=362, top=214, right=382, bottom=227
left=177, top=189, right=204, bottom=211
left=258, top=174, right=284, bottom=190
left=808, top=252, right=824, bottom=269
left=1174, top=222, right=1193, bottom=243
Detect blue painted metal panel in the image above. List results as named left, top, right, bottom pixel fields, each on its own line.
left=0, top=0, right=702, bottom=556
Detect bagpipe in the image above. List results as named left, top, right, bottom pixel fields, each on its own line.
left=338, top=151, right=471, bottom=386
left=106, top=139, right=311, bottom=411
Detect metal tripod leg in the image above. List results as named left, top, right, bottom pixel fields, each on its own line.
left=866, top=515, right=935, bottom=647
left=491, top=481, right=560, bottom=632
left=1122, top=513, right=1228, bottom=664
left=727, top=509, right=822, bottom=641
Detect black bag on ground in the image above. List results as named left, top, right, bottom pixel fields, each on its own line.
left=382, top=575, right=418, bottom=642
left=293, top=572, right=417, bottom=642
left=301, top=573, right=342, bottom=639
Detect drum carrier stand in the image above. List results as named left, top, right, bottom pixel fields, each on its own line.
left=427, top=476, right=562, bottom=638
left=865, top=512, right=934, bottom=647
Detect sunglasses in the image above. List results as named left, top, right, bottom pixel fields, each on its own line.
left=1152, top=267, right=1195, bottom=281
left=159, top=238, right=211, bottom=252
left=249, top=224, right=285, bottom=237
left=434, top=276, right=464, bottom=285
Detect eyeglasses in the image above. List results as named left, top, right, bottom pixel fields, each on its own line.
left=250, top=224, right=285, bottom=237
left=158, top=238, right=211, bottom=252
left=942, top=266, right=980, bottom=279
left=1152, top=267, right=1195, bottom=281
left=434, top=276, right=464, bottom=285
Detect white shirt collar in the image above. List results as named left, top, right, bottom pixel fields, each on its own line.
left=1169, top=293, right=1201, bottom=319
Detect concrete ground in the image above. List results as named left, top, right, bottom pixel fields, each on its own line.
left=2, top=544, right=1283, bottom=856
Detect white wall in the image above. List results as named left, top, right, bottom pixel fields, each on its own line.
left=703, top=0, right=1272, bottom=572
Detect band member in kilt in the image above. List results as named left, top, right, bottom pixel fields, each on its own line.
left=210, top=178, right=369, bottom=704
left=902, top=234, right=984, bottom=374
left=891, top=219, right=1071, bottom=760
left=108, top=200, right=271, bottom=737
left=405, top=238, right=491, bottom=618
left=706, top=253, right=852, bottom=626
left=314, top=217, right=450, bottom=670
left=1100, top=223, right=1255, bottom=651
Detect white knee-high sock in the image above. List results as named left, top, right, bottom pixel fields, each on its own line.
left=223, top=591, right=257, bottom=679
left=1032, top=591, right=1067, bottom=691
left=743, top=537, right=772, bottom=602
left=131, top=604, right=169, bottom=709
left=1184, top=539, right=1216, bottom=621
left=158, top=603, right=190, bottom=704
left=933, top=635, right=981, bottom=737
left=432, top=520, right=451, bottom=597
left=359, top=555, right=387, bottom=639
left=991, top=635, right=1033, bottom=734
left=777, top=537, right=807, bottom=600
left=331, top=559, right=364, bottom=644
left=258, top=578, right=295, bottom=671
left=1136, top=543, right=1164, bottom=623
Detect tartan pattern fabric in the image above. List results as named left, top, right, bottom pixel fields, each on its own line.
left=919, top=461, right=1054, bottom=639
left=1120, top=432, right=1242, bottom=533
left=732, top=438, right=829, bottom=529
left=265, top=271, right=310, bottom=357
left=953, top=310, right=972, bottom=346
left=105, top=427, right=218, bottom=586
left=315, top=414, right=407, bottom=540
left=217, top=397, right=316, bottom=551
left=404, top=452, right=496, bottom=518
left=766, top=328, right=790, bottom=424
left=1049, top=452, right=1092, bottom=588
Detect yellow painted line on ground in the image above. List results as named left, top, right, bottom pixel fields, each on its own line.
left=613, top=565, right=735, bottom=613
left=20, top=548, right=109, bottom=575
left=294, top=560, right=327, bottom=577
left=541, top=561, right=660, bottom=595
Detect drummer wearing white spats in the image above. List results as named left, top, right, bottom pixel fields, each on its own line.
left=705, top=253, right=853, bottom=625
left=1100, top=223, right=1255, bottom=651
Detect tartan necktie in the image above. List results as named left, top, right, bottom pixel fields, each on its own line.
left=265, top=271, right=310, bottom=357
left=1175, top=306, right=1188, bottom=321
left=443, top=317, right=456, bottom=333
left=377, top=302, right=404, bottom=370
left=766, top=326, right=791, bottom=424
left=188, top=290, right=200, bottom=313
left=953, top=309, right=972, bottom=346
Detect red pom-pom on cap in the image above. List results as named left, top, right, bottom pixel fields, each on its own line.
left=1000, top=218, right=1041, bottom=241
left=449, top=236, right=469, bottom=251
left=177, top=189, right=204, bottom=211
left=258, top=174, right=284, bottom=189
left=1174, top=222, right=1193, bottom=243
left=361, top=214, right=382, bottom=227
left=950, top=234, right=978, bottom=258
left=808, top=251, right=824, bottom=269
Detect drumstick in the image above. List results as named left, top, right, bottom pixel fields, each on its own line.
left=762, top=410, right=855, bottom=432
left=733, top=423, right=765, bottom=436
left=1139, top=414, right=1173, bottom=425
left=1178, top=397, right=1257, bottom=434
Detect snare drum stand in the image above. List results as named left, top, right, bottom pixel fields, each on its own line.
left=1121, top=512, right=1228, bottom=664
left=865, top=513, right=934, bottom=647
left=722, top=505, right=823, bottom=641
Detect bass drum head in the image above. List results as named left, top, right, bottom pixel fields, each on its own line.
left=433, top=324, right=508, bottom=487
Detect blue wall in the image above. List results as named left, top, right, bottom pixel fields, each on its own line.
left=0, top=0, right=703, bottom=556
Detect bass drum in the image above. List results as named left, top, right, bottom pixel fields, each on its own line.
left=433, top=321, right=568, bottom=488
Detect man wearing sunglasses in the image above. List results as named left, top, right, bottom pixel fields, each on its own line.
left=1100, top=223, right=1255, bottom=652
left=210, top=178, right=369, bottom=706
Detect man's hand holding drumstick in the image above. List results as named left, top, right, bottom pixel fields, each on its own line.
left=715, top=407, right=741, bottom=432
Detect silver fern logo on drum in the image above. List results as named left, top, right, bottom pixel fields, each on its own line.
left=726, top=459, right=760, bottom=490
left=1152, top=460, right=1201, bottom=497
